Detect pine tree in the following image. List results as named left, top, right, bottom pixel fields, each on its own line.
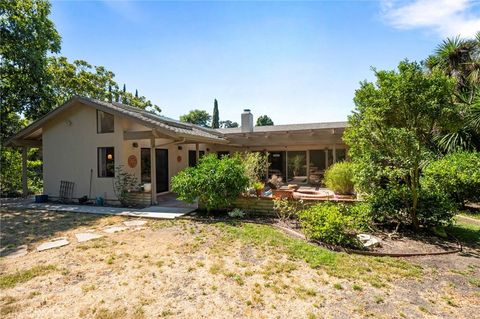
left=122, top=84, right=127, bottom=104
left=212, top=99, right=219, bottom=128
left=135, top=89, right=138, bottom=98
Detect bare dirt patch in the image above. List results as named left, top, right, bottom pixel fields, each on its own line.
left=1, top=209, right=479, bottom=319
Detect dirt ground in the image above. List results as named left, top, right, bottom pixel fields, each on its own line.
left=1, top=209, right=479, bottom=319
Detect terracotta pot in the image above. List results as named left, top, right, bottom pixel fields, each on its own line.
left=255, top=189, right=262, bottom=197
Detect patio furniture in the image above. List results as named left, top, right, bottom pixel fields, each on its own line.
left=59, top=180, right=75, bottom=203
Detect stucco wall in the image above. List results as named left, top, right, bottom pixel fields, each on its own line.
left=42, top=102, right=208, bottom=201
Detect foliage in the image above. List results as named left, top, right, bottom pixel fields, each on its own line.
left=298, top=202, right=371, bottom=247
left=422, top=151, right=480, bottom=207
left=47, top=56, right=156, bottom=110
left=344, top=60, right=455, bottom=228
left=324, top=161, right=355, bottom=195
left=273, top=198, right=304, bottom=222
left=252, top=181, right=264, bottom=190
left=212, top=99, right=219, bottom=128
left=256, top=115, right=274, bottom=126
left=0, top=148, right=43, bottom=196
left=239, top=152, right=270, bottom=186
left=0, top=0, right=61, bottom=139
left=227, top=208, right=245, bottom=218
left=427, top=34, right=480, bottom=152
left=367, top=185, right=456, bottom=227
left=113, top=166, right=139, bottom=207
left=219, top=120, right=239, bottom=128
left=171, top=154, right=249, bottom=212
left=287, top=154, right=305, bottom=177
left=180, top=109, right=212, bottom=127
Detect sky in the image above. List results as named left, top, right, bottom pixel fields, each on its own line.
left=50, top=0, right=480, bottom=125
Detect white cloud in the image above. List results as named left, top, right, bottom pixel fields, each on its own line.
left=381, top=0, right=480, bottom=38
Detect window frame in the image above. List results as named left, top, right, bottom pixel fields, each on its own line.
left=97, top=147, right=115, bottom=178
left=96, top=110, right=115, bottom=134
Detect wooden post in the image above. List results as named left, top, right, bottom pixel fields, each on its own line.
left=22, top=147, right=28, bottom=197
left=150, top=136, right=157, bottom=205
left=333, top=145, right=337, bottom=164
left=195, top=143, right=199, bottom=163
left=306, top=150, right=310, bottom=184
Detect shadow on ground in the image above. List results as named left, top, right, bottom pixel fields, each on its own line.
left=0, top=209, right=107, bottom=254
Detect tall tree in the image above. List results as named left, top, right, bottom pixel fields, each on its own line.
left=180, top=109, right=212, bottom=127
left=344, top=60, right=455, bottom=229
left=0, top=0, right=61, bottom=140
left=135, top=89, right=138, bottom=98
left=256, top=115, right=274, bottom=126
left=212, top=99, right=219, bottom=128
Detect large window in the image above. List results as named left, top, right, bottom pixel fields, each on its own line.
left=98, top=147, right=115, bottom=177
left=309, top=150, right=326, bottom=184
left=336, top=148, right=347, bottom=162
left=287, top=151, right=307, bottom=183
left=97, top=110, right=114, bottom=133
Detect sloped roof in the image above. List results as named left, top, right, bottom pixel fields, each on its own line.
left=217, top=121, right=348, bottom=134
left=6, top=96, right=228, bottom=146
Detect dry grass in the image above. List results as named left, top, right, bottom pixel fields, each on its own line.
left=1, top=209, right=479, bottom=319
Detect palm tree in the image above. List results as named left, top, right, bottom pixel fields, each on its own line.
left=427, top=33, right=480, bottom=152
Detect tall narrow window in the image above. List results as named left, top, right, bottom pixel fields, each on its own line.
left=97, top=110, right=114, bottom=133
left=141, top=148, right=151, bottom=183
left=98, top=147, right=115, bottom=177
left=188, top=150, right=205, bottom=167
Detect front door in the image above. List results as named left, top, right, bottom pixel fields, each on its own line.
left=155, top=149, right=169, bottom=193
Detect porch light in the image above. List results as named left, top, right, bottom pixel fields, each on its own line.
left=107, top=154, right=113, bottom=160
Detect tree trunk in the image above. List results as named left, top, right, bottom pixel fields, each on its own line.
left=410, top=168, right=420, bottom=230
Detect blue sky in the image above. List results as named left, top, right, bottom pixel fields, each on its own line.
left=50, top=0, right=480, bottom=124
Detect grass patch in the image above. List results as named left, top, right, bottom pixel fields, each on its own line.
left=0, top=265, right=57, bottom=289
left=94, top=307, right=127, bottom=319
left=218, top=222, right=422, bottom=285
left=448, top=218, right=480, bottom=246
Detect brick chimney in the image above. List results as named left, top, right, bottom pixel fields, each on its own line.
left=241, top=109, right=253, bottom=132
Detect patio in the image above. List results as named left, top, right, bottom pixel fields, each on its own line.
left=0, top=193, right=196, bottom=219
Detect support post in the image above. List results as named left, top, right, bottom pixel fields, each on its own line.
left=195, top=143, right=200, bottom=163
left=333, top=145, right=337, bottom=164
left=150, top=136, right=157, bottom=205
left=22, top=147, right=28, bottom=197
left=306, top=150, right=310, bottom=184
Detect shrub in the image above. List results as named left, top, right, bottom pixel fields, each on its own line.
left=324, top=161, right=355, bottom=195
left=228, top=208, right=246, bottom=218
left=422, top=151, right=480, bottom=208
left=171, top=154, right=249, bottom=212
left=113, top=166, right=139, bottom=207
left=298, top=202, right=371, bottom=247
left=273, top=198, right=305, bottom=222
left=367, top=185, right=456, bottom=227
left=239, top=152, right=270, bottom=186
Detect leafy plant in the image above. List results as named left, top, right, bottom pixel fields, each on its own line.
left=324, top=161, right=355, bottom=195
left=239, top=152, right=270, bottom=186
left=422, top=151, right=480, bottom=208
left=113, top=166, right=139, bottom=207
left=344, top=60, right=456, bottom=229
left=298, top=202, right=371, bottom=247
left=252, top=181, right=264, bottom=190
left=228, top=208, right=246, bottom=218
left=171, top=154, right=249, bottom=212
left=273, top=198, right=305, bottom=222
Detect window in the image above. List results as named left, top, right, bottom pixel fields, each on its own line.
left=217, top=151, right=230, bottom=158
left=141, top=148, right=151, bottom=183
left=309, top=150, right=326, bottom=184
left=287, top=151, right=307, bottom=183
left=188, top=150, right=205, bottom=167
left=336, top=148, right=347, bottom=162
left=98, top=147, right=115, bottom=177
left=97, top=110, right=114, bottom=133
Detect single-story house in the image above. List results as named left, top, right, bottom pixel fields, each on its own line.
left=6, top=96, right=348, bottom=204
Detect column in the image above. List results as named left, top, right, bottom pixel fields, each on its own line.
left=22, top=146, right=28, bottom=197
left=150, top=136, right=157, bottom=205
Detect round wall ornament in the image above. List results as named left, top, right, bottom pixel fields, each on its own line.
left=177, top=155, right=182, bottom=162
left=128, top=155, right=137, bottom=168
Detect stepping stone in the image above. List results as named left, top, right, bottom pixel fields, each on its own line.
left=103, top=226, right=128, bottom=234
left=123, top=220, right=147, bottom=227
left=3, top=245, right=28, bottom=258
left=75, top=232, right=103, bottom=243
left=37, top=237, right=69, bottom=252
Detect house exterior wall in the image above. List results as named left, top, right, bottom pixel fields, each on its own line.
left=42, top=102, right=209, bottom=201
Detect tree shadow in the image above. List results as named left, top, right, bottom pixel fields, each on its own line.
left=0, top=209, right=107, bottom=255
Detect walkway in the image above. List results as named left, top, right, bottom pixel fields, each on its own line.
left=0, top=194, right=197, bottom=219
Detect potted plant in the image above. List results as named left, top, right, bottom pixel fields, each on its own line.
left=252, top=181, right=264, bottom=197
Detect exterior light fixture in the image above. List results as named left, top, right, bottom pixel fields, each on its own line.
left=107, top=154, right=113, bottom=160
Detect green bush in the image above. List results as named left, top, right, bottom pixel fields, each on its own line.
left=367, top=185, right=456, bottom=227
left=324, top=161, right=355, bottom=195
left=298, top=202, right=371, bottom=247
left=422, top=151, right=480, bottom=207
left=171, top=154, right=249, bottom=212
